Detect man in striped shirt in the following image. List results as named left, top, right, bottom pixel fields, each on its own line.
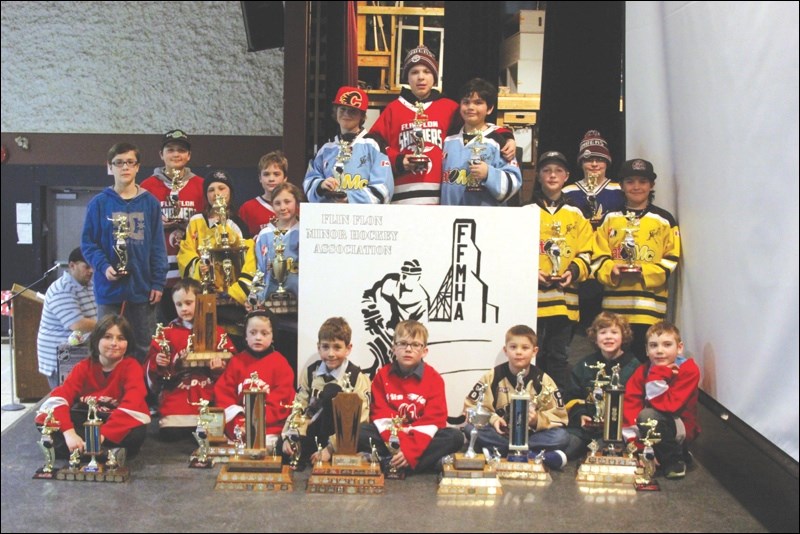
left=37, top=247, right=97, bottom=388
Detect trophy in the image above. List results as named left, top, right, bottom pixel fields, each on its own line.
left=212, top=194, right=232, bottom=248
left=507, top=371, right=531, bottom=462
left=603, top=364, right=625, bottom=444
left=108, top=214, right=130, bottom=276
left=384, top=414, right=406, bottom=479
left=244, top=372, right=267, bottom=452
left=462, top=383, right=492, bottom=462
left=370, top=438, right=380, bottom=468
left=407, top=101, right=430, bottom=172
left=166, top=168, right=186, bottom=223
left=619, top=211, right=642, bottom=273
left=270, top=228, right=296, bottom=298
left=152, top=323, right=173, bottom=382
left=585, top=171, right=600, bottom=222
left=82, top=398, right=103, bottom=473
left=283, top=400, right=305, bottom=470
left=69, top=448, right=81, bottom=470
left=329, top=138, right=351, bottom=201
left=543, top=221, right=568, bottom=284
left=465, top=130, right=486, bottom=192
left=584, top=362, right=609, bottom=432
left=34, top=408, right=60, bottom=479
left=635, top=418, right=662, bottom=490
left=189, top=398, right=214, bottom=468
left=247, top=270, right=266, bottom=309
left=198, top=237, right=215, bottom=294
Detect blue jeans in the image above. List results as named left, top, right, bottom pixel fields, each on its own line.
left=465, top=424, right=571, bottom=457
left=98, top=302, right=156, bottom=364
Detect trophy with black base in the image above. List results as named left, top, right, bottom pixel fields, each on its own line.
left=576, top=363, right=639, bottom=486
left=108, top=214, right=131, bottom=277
left=307, top=375, right=385, bottom=494
left=55, top=399, right=130, bottom=482
left=189, top=399, right=214, bottom=468
left=216, top=372, right=293, bottom=491
left=494, top=372, right=551, bottom=484
left=439, top=382, right=503, bottom=496
left=33, top=408, right=60, bottom=479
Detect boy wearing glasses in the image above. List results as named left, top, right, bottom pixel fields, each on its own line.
left=81, top=142, right=167, bottom=363
left=280, top=317, right=371, bottom=469
left=358, top=320, right=463, bottom=474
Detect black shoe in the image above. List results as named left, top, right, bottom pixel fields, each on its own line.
left=665, top=460, right=686, bottom=479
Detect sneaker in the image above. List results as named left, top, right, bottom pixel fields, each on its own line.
left=682, top=447, right=695, bottom=467
left=541, top=450, right=568, bottom=470
left=665, top=460, right=687, bottom=479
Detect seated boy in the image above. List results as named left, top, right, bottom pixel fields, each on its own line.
left=622, top=321, right=700, bottom=479
left=563, top=312, right=640, bottom=459
left=358, top=320, right=463, bottom=474
left=463, top=324, right=570, bottom=469
left=281, top=317, right=371, bottom=467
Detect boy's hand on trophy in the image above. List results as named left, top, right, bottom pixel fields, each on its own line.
left=155, top=353, right=170, bottom=367
left=493, top=418, right=508, bottom=435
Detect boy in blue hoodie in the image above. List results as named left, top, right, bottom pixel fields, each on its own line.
left=82, top=142, right=168, bottom=363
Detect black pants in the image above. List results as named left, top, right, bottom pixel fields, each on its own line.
left=357, top=422, right=463, bottom=473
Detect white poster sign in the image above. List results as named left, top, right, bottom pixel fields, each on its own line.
left=299, top=204, right=539, bottom=418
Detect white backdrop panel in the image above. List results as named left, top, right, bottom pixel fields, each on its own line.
left=299, top=204, right=539, bottom=418
left=626, top=1, right=799, bottom=460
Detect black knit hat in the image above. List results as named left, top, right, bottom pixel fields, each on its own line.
left=204, top=169, right=235, bottom=199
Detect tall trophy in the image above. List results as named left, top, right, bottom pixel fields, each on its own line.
left=166, top=168, right=185, bottom=223
left=34, top=408, right=60, bottom=479
left=83, top=398, right=103, bottom=473
left=329, top=138, right=351, bottom=202
left=465, top=130, right=486, bottom=192
left=543, top=221, right=568, bottom=284
left=108, top=214, right=130, bottom=276
left=212, top=194, right=232, bottom=248
left=384, top=415, right=406, bottom=479
left=407, top=101, right=430, bottom=172
left=306, top=372, right=386, bottom=494
left=507, top=372, right=531, bottom=462
left=619, top=211, right=642, bottom=273
left=216, top=372, right=294, bottom=491
left=208, top=194, right=247, bottom=293
left=603, top=364, right=625, bottom=444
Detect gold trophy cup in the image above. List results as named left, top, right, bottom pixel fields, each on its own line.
left=270, top=228, right=296, bottom=298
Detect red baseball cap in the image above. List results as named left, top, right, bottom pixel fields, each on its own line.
left=332, top=86, right=368, bottom=112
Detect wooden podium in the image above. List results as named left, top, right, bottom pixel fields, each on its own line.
left=10, top=284, right=49, bottom=400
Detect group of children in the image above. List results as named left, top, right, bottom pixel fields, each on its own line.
left=37, top=43, right=696, bottom=482
left=37, top=300, right=699, bottom=481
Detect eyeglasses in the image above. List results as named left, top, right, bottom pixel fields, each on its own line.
left=394, top=341, right=425, bottom=351
left=110, top=160, right=139, bottom=168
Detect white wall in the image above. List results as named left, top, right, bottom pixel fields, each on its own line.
left=0, top=1, right=283, bottom=135
left=626, top=1, right=799, bottom=461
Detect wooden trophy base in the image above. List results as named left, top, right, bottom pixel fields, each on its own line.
left=495, top=456, right=552, bottom=484
left=576, top=451, right=641, bottom=485
left=265, top=293, right=298, bottom=315
left=215, top=455, right=293, bottom=491
left=184, top=351, right=232, bottom=368
left=307, top=455, right=385, bottom=495
left=55, top=466, right=130, bottom=483
left=438, top=461, right=503, bottom=496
